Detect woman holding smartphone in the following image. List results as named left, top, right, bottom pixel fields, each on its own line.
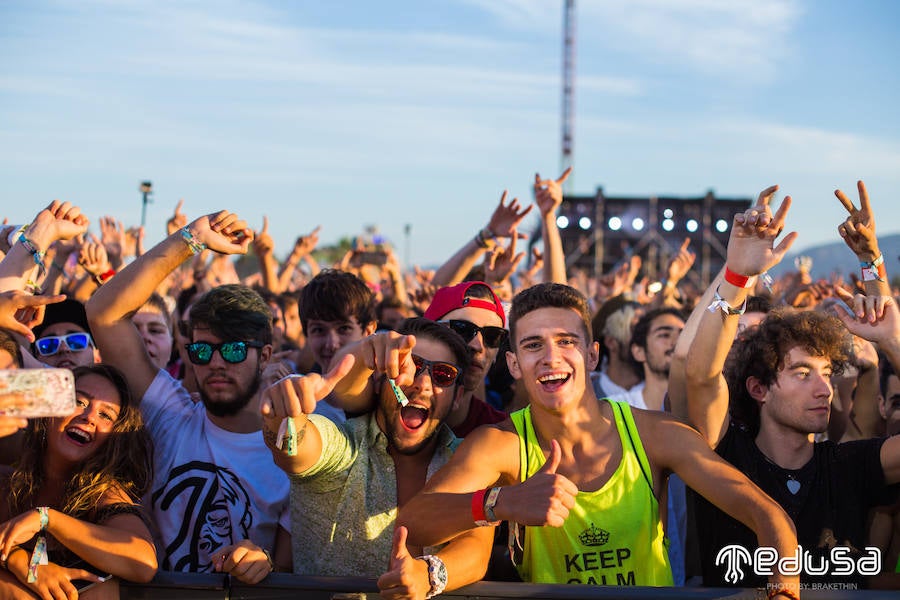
left=0, top=364, right=157, bottom=599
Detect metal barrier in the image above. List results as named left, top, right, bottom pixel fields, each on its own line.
left=118, top=572, right=897, bottom=599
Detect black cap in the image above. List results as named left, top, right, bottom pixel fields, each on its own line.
left=33, top=298, right=91, bottom=339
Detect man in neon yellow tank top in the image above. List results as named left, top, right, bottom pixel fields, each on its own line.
left=399, top=283, right=799, bottom=595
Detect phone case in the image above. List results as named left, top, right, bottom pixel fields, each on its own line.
left=0, top=369, right=77, bottom=418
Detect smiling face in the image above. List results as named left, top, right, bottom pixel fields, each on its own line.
left=46, top=372, right=122, bottom=468
left=506, top=306, right=599, bottom=414
left=376, top=336, right=460, bottom=456
left=306, top=317, right=375, bottom=371
left=756, top=346, right=834, bottom=435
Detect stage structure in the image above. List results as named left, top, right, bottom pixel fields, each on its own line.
left=555, top=189, right=752, bottom=288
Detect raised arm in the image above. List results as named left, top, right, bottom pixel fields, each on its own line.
left=0, top=201, right=89, bottom=293
left=836, top=180, right=891, bottom=297
left=669, top=267, right=724, bottom=422
left=533, top=167, right=571, bottom=284
left=685, top=186, right=797, bottom=446
left=278, top=227, right=320, bottom=292
left=86, top=211, right=253, bottom=400
left=252, top=216, right=280, bottom=293
left=432, top=191, right=532, bottom=287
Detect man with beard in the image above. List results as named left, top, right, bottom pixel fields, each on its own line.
left=263, top=317, right=493, bottom=598
left=86, top=210, right=289, bottom=584
left=423, top=281, right=508, bottom=437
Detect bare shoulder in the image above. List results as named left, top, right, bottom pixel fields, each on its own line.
left=627, top=406, right=708, bottom=462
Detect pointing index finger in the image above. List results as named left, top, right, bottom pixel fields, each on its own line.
left=555, top=166, right=573, bottom=185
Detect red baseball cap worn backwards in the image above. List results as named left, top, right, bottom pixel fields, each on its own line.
left=423, top=281, right=506, bottom=327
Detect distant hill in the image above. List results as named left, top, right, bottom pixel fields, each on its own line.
left=772, top=233, right=900, bottom=280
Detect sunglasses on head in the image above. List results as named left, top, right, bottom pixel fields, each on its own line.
left=440, top=320, right=507, bottom=348
left=35, top=332, right=93, bottom=356
left=411, top=354, right=460, bottom=388
left=185, top=341, right=264, bottom=365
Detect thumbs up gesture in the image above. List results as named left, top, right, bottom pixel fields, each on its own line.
left=377, top=526, right=431, bottom=600
left=503, top=439, right=578, bottom=527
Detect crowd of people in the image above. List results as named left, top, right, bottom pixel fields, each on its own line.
left=0, top=171, right=898, bottom=600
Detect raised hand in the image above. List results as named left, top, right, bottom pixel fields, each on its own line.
left=166, top=198, right=189, bottom=235
left=189, top=211, right=254, bottom=255
left=534, top=167, right=572, bottom=217
left=484, top=230, right=525, bottom=287
left=292, top=226, right=321, bottom=258
left=252, top=216, right=275, bottom=258
left=834, top=288, right=900, bottom=339
left=486, top=191, right=532, bottom=239
left=498, top=440, right=577, bottom=527
left=836, top=180, right=879, bottom=261
left=377, top=526, right=430, bottom=600
left=666, top=237, right=695, bottom=284
left=725, top=185, right=798, bottom=277
left=0, top=290, right=65, bottom=341
left=212, top=539, right=274, bottom=584
left=78, top=236, right=112, bottom=278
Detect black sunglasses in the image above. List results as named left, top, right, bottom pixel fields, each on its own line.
left=439, top=319, right=507, bottom=348
left=411, top=354, right=460, bottom=388
left=185, top=341, right=264, bottom=365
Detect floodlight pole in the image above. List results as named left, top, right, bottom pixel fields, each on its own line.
left=139, top=181, right=153, bottom=228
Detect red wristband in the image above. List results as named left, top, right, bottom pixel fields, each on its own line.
left=97, top=268, right=116, bottom=283
left=472, top=488, right=490, bottom=526
left=724, top=266, right=755, bottom=289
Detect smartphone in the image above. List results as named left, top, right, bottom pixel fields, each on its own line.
left=0, top=369, right=76, bottom=418
left=351, top=250, right=388, bottom=267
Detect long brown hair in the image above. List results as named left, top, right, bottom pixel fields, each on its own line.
left=8, top=364, right=153, bottom=520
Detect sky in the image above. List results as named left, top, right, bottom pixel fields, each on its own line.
left=2, top=0, right=899, bottom=269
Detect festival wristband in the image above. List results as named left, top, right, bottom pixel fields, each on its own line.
left=706, top=286, right=747, bottom=316
left=179, top=227, right=207, bottom=255
left=483, top=486, right=502, bottom=523
left=472, top=488, right=490, bottom=526
left=27, top=509, right=50, bottom=583
left=276, top=417, right=299, bottom=456
left=860, top=254, right=886, bottom=282
left=724, top=266, right=756, bottom=289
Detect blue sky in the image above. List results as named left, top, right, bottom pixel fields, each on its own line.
left=2, top=0, right=899, bottom=268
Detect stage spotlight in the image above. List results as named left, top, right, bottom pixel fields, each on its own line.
left=715, top=219, right=729, bottom=233
left=662, top=218, right=675, bottom=232
left=686, top=219, right=699, bottom=233
left=663, top=208, right=674, bottom=219
left=578, top=216, right=592, bottom=230
left=608, top=216, right=622, bottom=231
left=632, top=217, right=645, bottom=231
left=557, top=215, right=570, bottom=229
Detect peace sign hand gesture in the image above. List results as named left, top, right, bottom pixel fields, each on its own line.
left=836, top=180, right=879, bottom=262
left=725, top=185, right=798, bottom=278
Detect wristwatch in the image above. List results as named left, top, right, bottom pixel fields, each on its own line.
left=419, top=554, right=447, bottom=599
